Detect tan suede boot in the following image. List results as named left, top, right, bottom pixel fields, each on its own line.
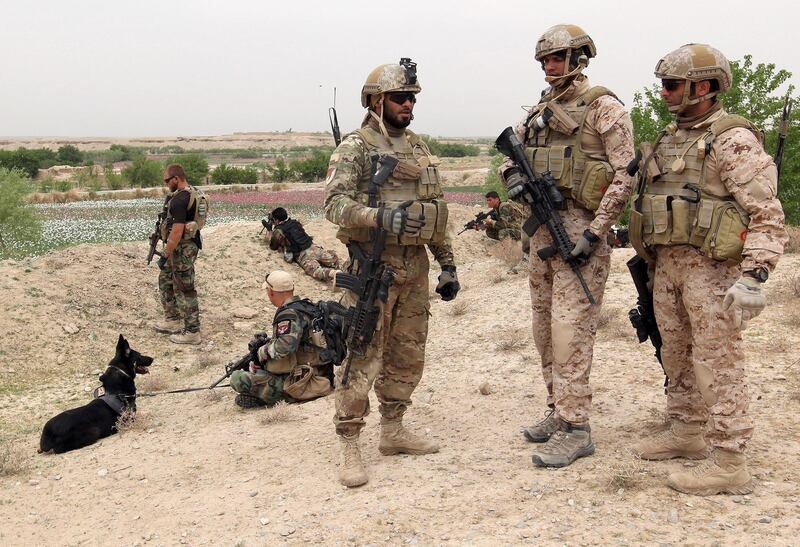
left=634, top=421, right=709, bottom=460
left=378, top=418, right=440, bottom=456
left=169, top=330, right=201, bottom=345
left=338, top=434, right=368, bottom=488
left=667, top=449, right=753, bottom=496
left=153, top=318, right=183, bottom=334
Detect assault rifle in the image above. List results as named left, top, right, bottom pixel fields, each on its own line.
left=458, top=209, right=498, bottom=235
left=329, top=87, right=342, bottom=147
left=334, top=154, right=400, bottom=385
left=775, top=92, right=793, bottom=181
left=146, top=206, right=167, bottom=266
left=208, top=332, right=270, bottom=389
left=259, top=217, right=273, bottom=235
left=627, top=255, right=667, bottom=391
left=495, top=126, right=596, bottom=304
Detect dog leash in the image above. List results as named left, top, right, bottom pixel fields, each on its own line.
left=137, top=384, right=231, bottom=397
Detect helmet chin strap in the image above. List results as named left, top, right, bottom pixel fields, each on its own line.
left=670, top=82, right=720, bottom=114
left=544, top=49, right=588, bottom=89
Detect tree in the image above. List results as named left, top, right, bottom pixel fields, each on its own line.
left=630, top=54, right=799, bottom=224
left=290, top=148, right=333, bottom=182
left=123, top=155, right=163, bottom=188
left=268, top=157, right=293, bottom=182
left=165, top=153, right=209, bottom=185
left=0, top=168, right=41, bottom=255
left=57, top=144, right=83, bottom=166
left=211, top=164, right=259, bottom=185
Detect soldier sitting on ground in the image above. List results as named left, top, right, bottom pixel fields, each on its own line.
left=266, top=207, right=341, bottom=282
left=229, top=270, right=334, bottom=408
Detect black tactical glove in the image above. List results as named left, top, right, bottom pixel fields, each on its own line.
left=504, top=168, right=528, bottom=201
left=436, top=265, right=460, bottom=301
left=157, top=255, right=168, bottom=271
left=377, top=200, right=425, bottom=236
left=569, top=229, right=601, bottom=260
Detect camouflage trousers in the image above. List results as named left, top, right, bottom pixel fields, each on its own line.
left=653, top=245, right=751, bottom=453
left=528, top=207, right=610, bottom=425
left=334, top=245, right=430, bottom=436
left=230, top=369, right=287, bottom=406
left=295, top=245, right=341, bottom=282
left=158, top=240, right=200, bottom=333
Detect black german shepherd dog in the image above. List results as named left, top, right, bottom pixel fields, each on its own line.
left=39, top=335, right=153, bottom=454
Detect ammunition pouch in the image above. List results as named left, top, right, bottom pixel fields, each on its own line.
left=524, top=145, right=611, bottom=211
left=283, top=364, right=332, bottom=401
left=183, top=221, right=198, bottom=240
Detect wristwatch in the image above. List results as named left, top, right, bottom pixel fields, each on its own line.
left=744, top=266, right=769, bottom=283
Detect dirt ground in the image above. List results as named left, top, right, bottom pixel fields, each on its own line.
left=1, top=205, right=799, bottom=546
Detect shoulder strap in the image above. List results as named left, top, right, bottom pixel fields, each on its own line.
left=578, top=85, right=620, bottom=107
left=709, top=114, right=764, bottom=145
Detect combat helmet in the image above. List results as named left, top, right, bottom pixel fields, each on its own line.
left=361, top=58, right=421, bottom=108
left=535, top=24, right=596, bottom=87
left=654, top=43, right=732, bottom=113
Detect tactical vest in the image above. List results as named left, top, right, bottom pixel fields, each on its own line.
left=335, top=126, right=449, bottom=246
left=160, top=186, right=200, bottom=242
left=279, top=219, right=313, bottom=255
left=629, top=113, right=761, bottom=264
left=264, top=302, right=323, bottom=375
left=522, top=86, right=619, bottom=211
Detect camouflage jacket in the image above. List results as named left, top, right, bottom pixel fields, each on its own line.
left=501, top=77, right=635, bottom=236
left=323, top=123, right=455, bottom=266
left=257, top=296, right=312, bottom=362
left=493, top=201, right=523, bottom=233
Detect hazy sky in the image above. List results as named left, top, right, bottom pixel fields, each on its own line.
left=1, top=0, right=796, bottom=138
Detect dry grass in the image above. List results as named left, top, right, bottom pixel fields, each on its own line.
left=0, top=441, right=28, bottom=476
left=495, top=328, right=528, bottom=352
left=271, top=182, right=288, bottom=191
left=137, top=374, right=169, bottom=393
left=66, top=189, right=81, bottom=201
left=259, top=401, right=301, bottom=425
left=603, top=448, right=650, bottom=491
left=768, top=273, right=800, bottom=305
left=197, top=353, right=221, bottom=369
left=490, top=269, right=506, bottom=284
left=597, top=305, right=624, bottom=332
left=488, top=238, right=523, bottom=267
left=449, top=300, right=469, bottom=317
left=115, top=409, right=153, bottom=434
left=785, top=226, right=800, bottom=254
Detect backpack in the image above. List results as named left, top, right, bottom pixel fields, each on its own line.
left=283, top=299, right=348, bottom=366
left=187, top=186, right=210, bottom=230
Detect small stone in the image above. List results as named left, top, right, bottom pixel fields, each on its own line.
left=233, top=321, right=253, bottom=331
left=616, top=488, right=625, bottom=495
left=250, top=491, right=258, bottom=497
left=57, top=354, right=66, bottom=365
left=97, top=468, right=109, bottom=477
left=147, top=429, right=155, bottom=434
left=478, top=382, right=493, bottom=395
left=667, top=509, right=678, bottom=523
left=567, top=499, right=575, bottom=507
left=759, top=516, right=772, bottom=524
left=259, top=517, right=270, bottom=526
left=280, top=527, right=295, bottom=536
left=91, top=369, right=102, bottom=376
left=233, top=307, right=259, bottom=319
left=28, top=479, right=39, bottom=486
left=62, top=324, right=80, bottom=334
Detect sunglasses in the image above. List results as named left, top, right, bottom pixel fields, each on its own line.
left=661, top=79, right=682, bottom=92
left=387, top=92, right=417, bottom=105
left=163, top=176, right=174, bottom=183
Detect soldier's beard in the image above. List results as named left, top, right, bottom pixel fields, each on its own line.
left=384, top=110, right=412, bottom=129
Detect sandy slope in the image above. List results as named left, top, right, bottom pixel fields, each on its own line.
left=1, top=206, right=798, bottom=546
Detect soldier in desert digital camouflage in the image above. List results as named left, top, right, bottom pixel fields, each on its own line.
left=324, top=58, right=459, bottom=488
left=629, top=44, right=788, bottom=495
left=499, top=24, right=635, bottom=468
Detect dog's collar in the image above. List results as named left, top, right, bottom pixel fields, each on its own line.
left=108, top=364, right=132, bottom=379
left=92, top=387, right=136, bottom=415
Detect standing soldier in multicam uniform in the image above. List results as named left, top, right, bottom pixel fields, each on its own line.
left=266, top=207, right=341, bottom=282
left=480, top=190, right=530, bottom=273
left=324, top=58, right=460, bottom=487
left=230, top=270, right=333, bottom=408
left=500, top=24, right=635, bottom=467
left=153, top=164, right=205, bottom=345
left=629, top=44, right=787, bottom=495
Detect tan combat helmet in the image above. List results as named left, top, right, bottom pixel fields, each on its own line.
left=360, top=58, right=421, bottom=108
left=654, top=43, right=732, bottom=113
left=535, top=24, right=596, bottom=87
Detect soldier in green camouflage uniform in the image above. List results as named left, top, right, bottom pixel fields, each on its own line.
left=230, top=271, right=333, bottom=408
left=481, top=191, right=530, bottom=273
left=267, top=207, right=341, bottom=282
left=153, top=164, right=203, bottom=345
left=324, top=58, right=460, bottom=488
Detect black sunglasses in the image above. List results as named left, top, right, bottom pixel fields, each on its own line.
left=661, top=79, right=682, bottom=92
left=387, top=92, right=417, bottom=105
left=163, top=176, right=174, bottom=183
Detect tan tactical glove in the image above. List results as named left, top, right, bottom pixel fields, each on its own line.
left=722, top=276, right=766, bottom=330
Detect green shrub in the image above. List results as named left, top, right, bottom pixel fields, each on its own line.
left=268, top=157, right=293, bottom=182
left=57, top=144, right=83, bottom=165
left=483, top=155, right=507, bottom=200
left=165, top=153, right=209, bottom=185
left=0, top=168, right=41, bottom=254
left=105, top=168, right=126, bottom=190
left=421, top=136, right=480, bottom=157
left=289, top=148, right=333, bottom=182
left=211, top=164, right=259, bottom=185
left=123, top=155, right=163, bottom=188
left=56, top=180, right=72, bottom=192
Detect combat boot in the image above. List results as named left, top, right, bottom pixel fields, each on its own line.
left=667, top=449, right=753, bottom=496
left=523, top=407, right=560, bottom=443
left=634, top=421, right=708, bottom=461
left=378, top=418, right=440, bottom=456
left=338, top=434, right=368, bottom=488
left=531, top=421, right=595, bottom=468
left=153, top=318, right=183, bottom=334
left=508, top=253, right=530, bottom=275
left=169, top=330, right=201, bottom=345
left=235, top=394, right=267, bottom=409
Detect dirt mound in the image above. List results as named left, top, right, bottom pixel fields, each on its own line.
left=1, top=206, right=798, bottom=544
